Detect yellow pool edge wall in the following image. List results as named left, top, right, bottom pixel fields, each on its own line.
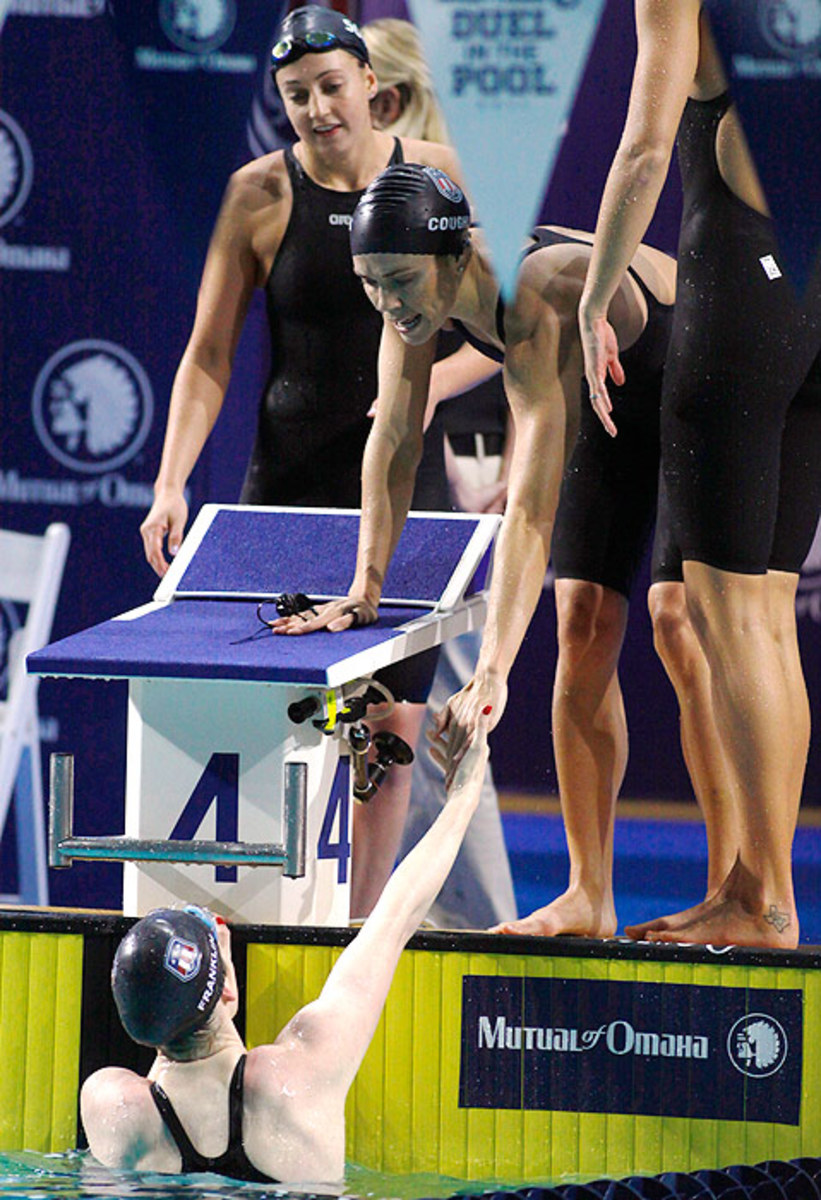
left=0, top=928, right=84, bottom=1154
left=0, top=910, right=818, bottom=1187
left=246, top=938, right=821, bottom=1187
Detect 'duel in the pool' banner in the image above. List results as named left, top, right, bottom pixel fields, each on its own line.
left=408, top=0, right=606, bottom=298
left=704, top=0, right=821, bottom=292
left=459, top=975, right=803, bottom=1124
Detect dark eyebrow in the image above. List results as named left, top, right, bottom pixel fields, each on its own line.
left=353, top=262, right=417, bottom=281
left=281, top=67, right=345, bottom=90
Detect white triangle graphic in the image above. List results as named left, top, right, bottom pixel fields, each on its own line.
left=408, top=0, right=606, bottom=297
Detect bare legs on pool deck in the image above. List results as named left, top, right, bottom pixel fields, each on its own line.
left=494, top=580, right=628, bottom=938
left=639, top=565, right=805, bottom=949
left=494, top=577, right=742, bottom=940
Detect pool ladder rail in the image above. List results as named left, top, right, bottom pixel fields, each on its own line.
left=47, top=752, right=307, bottom=876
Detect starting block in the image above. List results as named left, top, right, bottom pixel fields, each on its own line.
left=27, top=506, right=499, bottom=925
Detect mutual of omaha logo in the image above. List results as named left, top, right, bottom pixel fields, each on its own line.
left=164, top=936, right=202, bottom=981
left=32, top=340, right=154, bottom=475
left=759, top=0, right=821, bottom=58
left=159, top=0, right=237, bottom=55
left=460, top=975, right=802, bottom=1124
left=424, top=166, right=465, bottom=204
left=727, top=1012, right=789, bottom=1078
left=0, top=110, right=34, bottom=229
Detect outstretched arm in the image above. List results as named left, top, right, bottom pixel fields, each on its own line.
left=140, top=165, right=274, bottom=576
left=276, top=719, right=490, bottom=1090
left=430, top=275, right=573, bottom=783
left=579, top=0, right=699, bottom=433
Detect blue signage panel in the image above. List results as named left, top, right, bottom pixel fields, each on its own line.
left=460, top=975, right=803, bottom=1124
left=0, top=0, right=282, bottom=905
left=704, top=0, right=821, bottom=292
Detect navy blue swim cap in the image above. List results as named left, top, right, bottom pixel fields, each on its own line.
left=350, top=163, right=471, bottom=258
left=112, top=908, right=225, bottom=1048
left=271, top=6, right=370, bottom=75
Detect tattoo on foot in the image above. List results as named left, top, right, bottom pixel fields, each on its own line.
left=763, top=905, right=790, bottom=933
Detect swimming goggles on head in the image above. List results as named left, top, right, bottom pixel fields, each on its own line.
left=273, top=29, right=336, bottom=60
left=271, top=24, right=369, bottom=70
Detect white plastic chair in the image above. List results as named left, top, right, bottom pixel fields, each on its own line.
left=0, top=523, right=71, bottom=905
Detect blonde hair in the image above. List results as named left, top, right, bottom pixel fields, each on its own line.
left=363, top=18, right=450, bottom=144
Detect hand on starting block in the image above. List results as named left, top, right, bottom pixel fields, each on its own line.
left=268, top=594, right=379, bottom=635
left=429, top=670, right=507, bottom=788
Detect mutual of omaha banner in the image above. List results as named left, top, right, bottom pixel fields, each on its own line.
left=460, top=974, right=803, bottom=1124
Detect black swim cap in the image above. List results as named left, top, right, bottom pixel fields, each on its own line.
left=350, top=163, right=471, bottom=258
left=112, top=908, right=225, bottom=1048
left=271, top=6, right=370, bottom=75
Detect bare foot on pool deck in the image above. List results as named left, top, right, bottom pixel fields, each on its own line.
left=645, top=897, right=798, bottom=949
left=625, top=895, right=717, bottom=941
left=629, top=857, right=799, bottom=950
left=491, top=887, right=617, bottom=938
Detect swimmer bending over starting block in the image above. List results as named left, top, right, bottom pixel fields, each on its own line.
left=80, top=720, right=490, bottom=1185
left=269, top=166, right=675, bottom=788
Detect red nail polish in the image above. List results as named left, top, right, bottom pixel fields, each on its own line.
left=482, top=705, right=493, bottom=715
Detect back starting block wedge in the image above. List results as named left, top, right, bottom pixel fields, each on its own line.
left=28, top=506, right=499, bottom=926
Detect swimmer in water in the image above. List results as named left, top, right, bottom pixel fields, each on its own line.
left=80, top=719, right=490, bottom=1185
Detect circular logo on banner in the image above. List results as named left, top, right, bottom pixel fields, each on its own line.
left=760, top=0, right=821, bottom=58
left=0, top=601, right=22, bottom=698
left=0, top=110, right=34, bottom=229
left=32, top=340, right=154, bottom=475
left=159, top=0, right=237, bottom=54
left=727, top=1012, right=788, bottom=1078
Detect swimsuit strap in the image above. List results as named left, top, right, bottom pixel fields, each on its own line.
left=150, top=1078, right=204, bottom=1170
left=227, top=1051, right=246, bottom=1148
left=150, top=1055, right=249, bottom=1174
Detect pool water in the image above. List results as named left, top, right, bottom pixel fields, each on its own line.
left=0, top=1153, right=498, bottom=1200
left=3, top=1150, right=821, bottom=1199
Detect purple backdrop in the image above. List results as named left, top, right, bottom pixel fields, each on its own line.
left=2, top=0, right=820, bottom=910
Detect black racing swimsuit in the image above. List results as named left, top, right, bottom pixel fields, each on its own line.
left=452, top=227, right=676, bottom=597
left=240, top=138, right=448, bottom=512
left=661, top=92, right=821, bottom=575
left=150, top=1055, right=275, bottom=1184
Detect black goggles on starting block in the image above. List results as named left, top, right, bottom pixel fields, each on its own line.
left=270, top=22, right=370, bottom=73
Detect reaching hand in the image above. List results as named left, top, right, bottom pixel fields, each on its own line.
left=268, top=595, right=378, bottom=635
left=446, top=709, right=491, bottom=799
left=140, top=491, right=189, bottom=578
left=428, top=670, right=507, bottom=788
left=579, top=313, right=625, bottom=437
